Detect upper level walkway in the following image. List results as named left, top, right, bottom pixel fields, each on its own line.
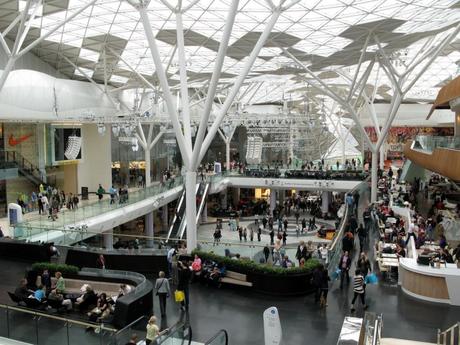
left=11, top=170, right=367, bottom=245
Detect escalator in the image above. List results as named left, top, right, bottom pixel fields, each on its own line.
left=178, top=181, right=210, bottom=239
left=166, top=186, right=191, bottom=243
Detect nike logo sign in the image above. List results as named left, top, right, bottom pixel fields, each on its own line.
left=9, top=134, right=32, bottom=146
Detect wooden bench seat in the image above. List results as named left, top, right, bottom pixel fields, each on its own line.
left=46, top=277, right=133, bottom=296
left=220, top=270, right=253, bottom=287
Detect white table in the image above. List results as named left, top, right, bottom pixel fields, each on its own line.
left=381, top=258, right=399, bottom=267
left=381, top=253, right=398, bottom=259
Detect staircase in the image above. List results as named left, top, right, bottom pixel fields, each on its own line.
left=4, top=150, right=47, bottom=186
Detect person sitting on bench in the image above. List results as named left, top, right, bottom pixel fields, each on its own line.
left=14, top=278, right=33, bottom=301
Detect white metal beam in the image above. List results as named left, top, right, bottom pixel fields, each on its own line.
left=198, top=3, right=288, bottom=163
left=175, top=6, right=193, bottom=149
left=284, top=49, right=376, bottom=152
left=191, top=0, right=240, bottom=170
left=135, top=2, right=191, bottom=168
left=17, top=0, right=98, bottom=59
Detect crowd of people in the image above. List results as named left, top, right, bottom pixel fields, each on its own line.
left=375, top=168, right=460, bottom=266
left=12, top=269, right=133, bottom=331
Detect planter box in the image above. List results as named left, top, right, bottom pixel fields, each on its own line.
left=249, top=271, right=315, bottom=296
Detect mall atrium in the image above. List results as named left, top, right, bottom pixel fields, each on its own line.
left=0, top=0, right=460, bottom=344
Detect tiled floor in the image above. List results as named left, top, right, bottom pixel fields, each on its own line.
left=1, top=190, right=460, bottom=344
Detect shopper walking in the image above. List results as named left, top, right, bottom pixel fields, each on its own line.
left=155, top=271, right=171, bottom=317
left=97, top=184, right=105, bottom=201
left=177, top=261, right=191, bottom=311
left=319, top=265, right=330, bottom=308
left=351, top=269, right=367, bottom=312
left=339, top=251, right=351, bottom=289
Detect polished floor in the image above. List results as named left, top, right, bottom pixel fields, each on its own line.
left=1, top=247, right=459, bottom=345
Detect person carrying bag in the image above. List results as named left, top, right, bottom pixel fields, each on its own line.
left=155, top=271, right=171, bottom=317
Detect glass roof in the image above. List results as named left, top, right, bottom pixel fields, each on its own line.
left=1, top=0, right=460, bottom=104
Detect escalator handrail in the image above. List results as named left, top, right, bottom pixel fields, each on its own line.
left=178, top=183, right=200, bottom=239
left=166, top=189, right=186, bottom=242
left=204, top=329, right=228, bottom=345
left=195, top=182, right=210, bottom=224
left=154, top=321, right=192, bottom=345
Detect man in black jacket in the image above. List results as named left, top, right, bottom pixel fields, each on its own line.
left=295, top=241, right=308, bottom=265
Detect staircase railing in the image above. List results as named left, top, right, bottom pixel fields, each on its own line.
left=437, top=322, right=460, bottom=345
left=4, top=150, right=46, bottom=184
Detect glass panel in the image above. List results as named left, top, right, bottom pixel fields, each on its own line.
left=13, top=176, right=184, bottom=243
left=6, top=308, right=38, bottom=344
left=0, top=305, right=117, bottom=345
left=0, top=307, right=8, bottom=338
left=37, top=317, right=68, bottom=345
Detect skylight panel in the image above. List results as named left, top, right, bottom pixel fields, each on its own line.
left=18, top=0, right=43, bottom=16
left=79, top=48, right=100, bottom=62
left=110, top=75, right=129, bottom=84
left=74, top=67, right=94, bottom=78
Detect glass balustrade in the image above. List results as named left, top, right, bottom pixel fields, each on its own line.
left=413, top=135, right=460, bottom=152
left=13, top=176, right=184, bottom=241
left=205, top=330, right=228, bottom=345
left=0, top=304, right=117, bottom=345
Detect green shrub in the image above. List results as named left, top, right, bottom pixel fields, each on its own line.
left=31, top=262, right=79, bottom=275
left=191, top=250, right=321, bottom=276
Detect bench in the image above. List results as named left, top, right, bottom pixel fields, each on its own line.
left=47, top=277, right=133, bottom=297
left=220, top=270, right=253, bottom=287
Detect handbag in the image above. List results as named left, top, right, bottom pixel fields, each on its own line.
left=365, top=273, right=378, bottom=285
left=174, top=290, right=185, bottom=303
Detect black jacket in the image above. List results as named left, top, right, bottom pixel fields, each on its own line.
left=296, top=246, right=308, bottom=260
left=177, top=266, right=192, bottom=290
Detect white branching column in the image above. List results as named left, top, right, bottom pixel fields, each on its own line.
left=135, top=123, right=165, bottom=187
left=284, top=23, right=460, bottom=203
left=218, top=126, right=237, bottom=171
left=133, top=0, right=302, bottom=251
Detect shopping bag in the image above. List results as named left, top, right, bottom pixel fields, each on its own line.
left=331, top=268, right=341, bottom=281
left=174, top=290, right=185, bottom=303
left=365, top=273, right=378, bottom=285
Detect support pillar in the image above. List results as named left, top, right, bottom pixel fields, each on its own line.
left=379, top=144, right=385, bottom=170
left=225, top=141, right=231, bottom=171
left=220, top=189, right=228, bottom=209
left=269, top=189, right=276, bottom=216
left=162, top=204, right=168, bottom=229
left=145, top=148, right=151, bottom=187
left=232, top=187, right=240, bottom=208
left=185, top=171, right=197, bottom=252
left=321, top=191, right=331, bottom=216
left=103, top=229, right=113, bottom=250
left=371, top=151, right=378, bottom=203
left=145, top=212, right=154, bottom=248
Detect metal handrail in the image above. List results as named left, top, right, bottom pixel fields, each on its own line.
left=114, top=315, right=145, bottom=336
left=154, top=321, right=192, bottom=345
left=0, top=303, right=117, bottom=332
left=204, top=329, right=229, bottom=345
left=437, top=321, right=460, bottom=345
